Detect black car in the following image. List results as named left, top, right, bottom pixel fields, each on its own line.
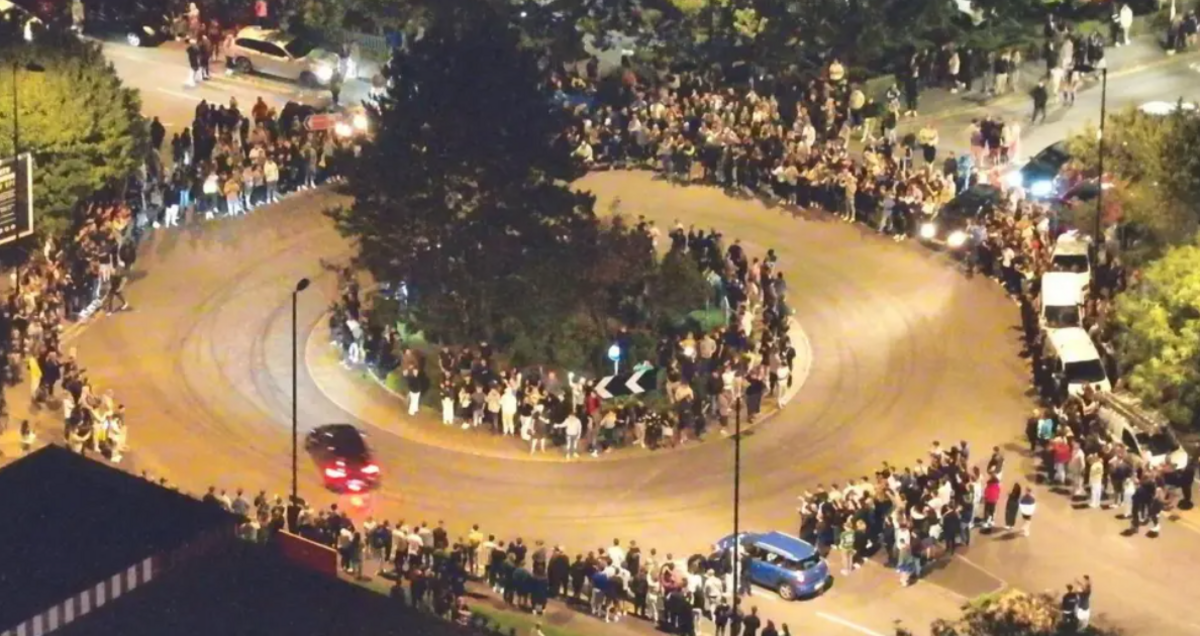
left=83, top=0, right=175, bottom=47
left=304, top=423, right=381, bottom=493
left=918, top=184, right=1001, bottom=249
left=1011, top=141, right=1072, bottom=198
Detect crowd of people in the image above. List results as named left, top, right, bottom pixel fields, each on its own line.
left=331, top=219, right=799, bottom=458
left=140, top=93, right=355, bottom=230
left=1, top=202, right=137, bottom=461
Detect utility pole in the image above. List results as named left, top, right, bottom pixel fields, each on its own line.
left=1095, top=67, right=1108, bottom=245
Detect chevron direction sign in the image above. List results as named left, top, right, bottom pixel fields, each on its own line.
left=594, top=368, right=656, bottom=399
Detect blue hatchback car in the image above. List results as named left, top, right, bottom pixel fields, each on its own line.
left=714, top=531, right=830, bottom=600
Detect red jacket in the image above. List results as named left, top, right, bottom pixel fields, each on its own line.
left=983, top=480, right=1002, bottom=504
left=1052, top=440, right=1071, bottom=464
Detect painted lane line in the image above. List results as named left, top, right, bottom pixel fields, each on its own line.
left=157, top=88, right=202, bottom=102
left=816, top=612, right=888, bottom=636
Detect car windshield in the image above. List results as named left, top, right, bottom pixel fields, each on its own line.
left=285, top=36, right=320, bottom=59
left=1051, top=254, right=1089, bottom=273
left=1034, top=145, right=1070, bottom=167
left=1065, top=360, right=1106, bottom=384
left=325, top=426, right=367, bottom=455
left=1137, top=431, right=1179, bottom=456
left=1044, top=304, right=1080, bottom=329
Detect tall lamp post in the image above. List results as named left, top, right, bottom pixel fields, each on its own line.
left=287, top=277, right=311, bottom=532
left=1095, top=67, right=1108, bottom=245
left=731, top=388, right=744, bottom=614
left=10, top=60, right=45, bottom=294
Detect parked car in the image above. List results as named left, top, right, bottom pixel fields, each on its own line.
left=1100, top=393, right=1189, bottom=471
left=0, top=0, right=41, bottom=40
left=1043, top=327, right=1111, bottom=397
left=918, top=184, right=1001, bottom=249
left=1008, top=141, right=1072, bottom=199
left=304, top=423, right=381, bottom=493
left=82, top=0, right=174, bottom=46
left=712, top=531, right=829, bottom=600
left=228, top=27, right=339, bottom=86
left=1048, top=232, right=1091, bottom=296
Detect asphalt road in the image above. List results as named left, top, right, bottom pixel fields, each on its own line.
left=67, top=37, right=1200, bottom=636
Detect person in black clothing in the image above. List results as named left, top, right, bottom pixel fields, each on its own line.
left=1060, top=584, right=1080, bottom=632
left=105, top=268, right=129, bottom=315
left=1030, top=80, right=1049, bottom=124
left=714, top=600, right=732, bottom=636
left=548, top=547, right=569, bottom=598
left=185, top=40, right=201, bottom=86
left=741, top=606, right=762, bottom=636
left=149, top=117, right=166, bottom=151
left=942, top=505, right=962, bottom=554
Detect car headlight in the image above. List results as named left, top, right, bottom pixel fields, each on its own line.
left=314, top=63, right=334, bottom=83
left=1029, top=180, right=1053, bottom=198
left=1005, top=170, right=1024, bottom=188
left=919, top=222, right=937, bottom=240
left=142, top=25, right=155, bottom=35
left=947, top=230, right=967, bottom=248
left=335, top=122, right=353, bottom=138
left=352, top=113, right=368, bottom=131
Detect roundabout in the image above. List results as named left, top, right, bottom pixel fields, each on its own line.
left=72, top=171, right=1200, bottom=635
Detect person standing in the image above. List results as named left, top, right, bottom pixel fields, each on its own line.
left=1076, top=575, right=1093, bottom=629
left=1030, top=80, right=1049, bottom=124
left=404, top=365, right=422, bottom=416
left=1116, top=3, right=1134, bottom=46
left=1017, top=487, right=1037, bottom=536
left=917, top=125, right=939, bottom=165
left=982, top=474, right=1001, bottom=528
left=149, top=117, right=166, bottom=152
left=185, top=39, right=201, bottom=87
left=554, top=410, right=582, bottom=459
left=330, top=69, right=344, bottom=108
left=1003, top=482, right=1022, bottom=531
left=1060, top=584, right=1081, bottom=632
left=1088, top=454, right=1105, bottom=508
left=105, top=265, right=129, bottom=315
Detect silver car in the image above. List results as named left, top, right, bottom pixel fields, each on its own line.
left=228, top=27, right=338, bottom=87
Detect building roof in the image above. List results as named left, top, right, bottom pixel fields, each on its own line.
left=0, top=445, right=238, bottom=629
left=55, top=543, right=468, bottom=636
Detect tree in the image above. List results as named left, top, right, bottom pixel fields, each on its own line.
left=328, top=0, right=598, bottom=359
left=648, top=249, right=712, bottom=328
left=1113, top=236, right=1200, bottom=429
left=0, top=31, right=146, bottom=235
left=1067, top=106, right=1200, bottom=260
left=930, top=589, right=1123, bottom=636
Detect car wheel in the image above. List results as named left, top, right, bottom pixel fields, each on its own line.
left=777, top=582, right=795, bottom=601
left=235, top=57, right=253, bottom=74
left=126, top=32, right=142, bottom=47
left=299, top=71, right=317, bottom=88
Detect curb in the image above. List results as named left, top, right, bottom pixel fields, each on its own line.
left=308, top=313, right=812, bottom=463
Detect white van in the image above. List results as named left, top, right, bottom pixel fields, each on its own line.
left=1099, top=393, right=1189, bottom=470
left=1044, top=327, right=1111, bottom=397
left=1039, top=272, right=1084, bottom=331
left=1049, top=234, right=1091, bottom=296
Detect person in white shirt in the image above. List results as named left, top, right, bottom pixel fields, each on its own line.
left=555, top=412, right=583, bottom=459
left=500, top=389, right=518, bottom=436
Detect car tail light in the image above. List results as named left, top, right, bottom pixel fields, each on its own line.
left=324, top=467, right=346, bottom=479
left=362, top=464, right=380, bottom=475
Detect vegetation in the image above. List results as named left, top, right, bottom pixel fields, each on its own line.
left=0, top=28, right=146, bottom=235
left=329, top=0, right=712, bottom=376
left=1113, top=237, right=1200, bottom=429
left=1067, top=106, right=1200, bottom=262
left=931, top=589, right=1122, bottom=636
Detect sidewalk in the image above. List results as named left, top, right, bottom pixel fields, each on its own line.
left=305, top=316, right=811, bottom=463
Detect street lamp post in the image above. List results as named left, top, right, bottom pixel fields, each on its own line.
left=10, top=61, right=45, bottom=295
left=287, top=277, right=311, bottom=532
left=732, top=389, right=743, bottom=614
left=1095, top=67, right=1108, bottom=245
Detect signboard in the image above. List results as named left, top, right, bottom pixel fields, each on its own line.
left=304, top=113, right=338, bottom=132
left=594, top=368, right=656, bottom=399
left=0, top=153, right=35, bottom=246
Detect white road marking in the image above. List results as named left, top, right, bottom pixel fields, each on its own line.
left=816, top=612, right=887, bottom=636
left=157, top=88, right=202, bottom=102
left=952, top=553, right=1008, bottom=594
